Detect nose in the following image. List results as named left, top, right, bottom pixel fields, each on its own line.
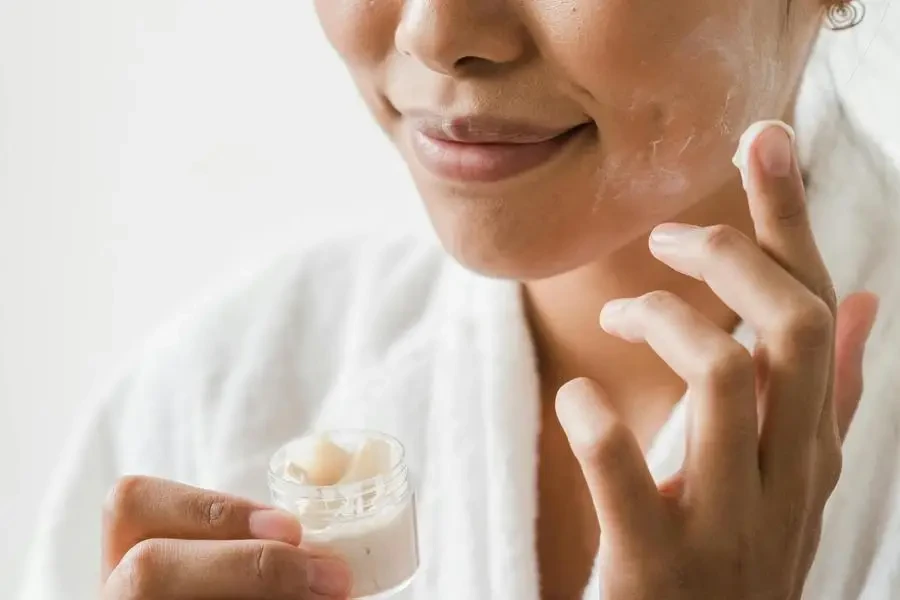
left=395, top=0, right=527, bottom=75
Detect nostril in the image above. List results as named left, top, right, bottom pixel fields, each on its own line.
left=453, top=55, right=510, bottom=78
left=454, top=56, right=479, bottom=70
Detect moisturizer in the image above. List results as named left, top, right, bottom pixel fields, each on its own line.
left=269, top=431, right=419, bottom=599
left=732, top=119, right=796, bottom=189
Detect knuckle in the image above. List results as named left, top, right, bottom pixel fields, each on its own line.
left=815, top=281, right=838, bottom=314
left=253, top=542, right=304, bottom=594
left=779, top=297, right=834, bottom=349
left=702, top=224, right=743, bottom=253
left=193, top=494, right=232, bottom=530
left=111, top=539, right=164, bottom=598
left=773, top=196, right=808, bottom=227
left=696, top=345, right=754, bottom=394
left=636, top=289, right=680, bottom=313
left=820, top=445, right=844, bottom=492
left=582, top=421, right=635, bottom=467
left=104, top=476, right=150, bottom=523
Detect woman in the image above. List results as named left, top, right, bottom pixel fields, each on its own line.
left=19, top=0, right=899, bottom=598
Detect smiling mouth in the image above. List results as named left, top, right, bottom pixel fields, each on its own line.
left=409, top=121, right=594, bottom=183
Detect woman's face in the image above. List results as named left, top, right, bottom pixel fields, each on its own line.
left=315, top=0, right=827, bottom=279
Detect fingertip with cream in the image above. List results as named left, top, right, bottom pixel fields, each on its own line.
left=732, top=120, right=796, bottom=189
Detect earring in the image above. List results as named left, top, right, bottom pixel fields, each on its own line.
left=825, top=0, right=866, bottom=30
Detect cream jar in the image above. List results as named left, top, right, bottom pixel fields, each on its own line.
left=268, top=430, right=419, bottom=599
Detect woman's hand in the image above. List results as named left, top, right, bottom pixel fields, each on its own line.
left=101, top=476, right=352, bottom=599
left=557, top=123, right=880, bottom=599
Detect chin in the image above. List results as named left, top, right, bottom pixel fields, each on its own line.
left=422, top=192, right=608, bottom=281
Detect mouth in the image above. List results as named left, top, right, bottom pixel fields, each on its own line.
left=407, top=115, right=594, bottom=184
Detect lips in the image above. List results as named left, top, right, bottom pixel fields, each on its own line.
left=407, top=114, right=592, bottom=183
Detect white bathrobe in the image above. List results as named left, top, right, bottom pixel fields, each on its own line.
left=18, top=92, right=900, bottom=600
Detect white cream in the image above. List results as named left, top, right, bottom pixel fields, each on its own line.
left=284, top=434, right=352, bottom=486
left=303, top=495, right=418, bottom=598
left=269, top=431, right=419, bottom=599
left=731, top=120, right=796, bottom=189
left=338, top=438, right=395, bottom=484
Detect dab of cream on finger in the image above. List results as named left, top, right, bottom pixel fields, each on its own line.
left=731, top=120, right=795, bottom=189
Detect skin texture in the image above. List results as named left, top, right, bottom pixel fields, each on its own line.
left=308, top=1, right=879, bottom=597
left=101, top=477, right=353, bottom=600
left=98, top=2, right=880, bottom=599
left=556, top=129, right=880, bottom=599
left=314, top=0, right=821, bottom=278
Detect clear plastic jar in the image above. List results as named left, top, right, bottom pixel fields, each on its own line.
left=268, top=430, right=419, bottom=599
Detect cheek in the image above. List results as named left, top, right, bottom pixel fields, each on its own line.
left=537, top=0, right=789, bottom=205
left=545, top=0, right=786, bottom=113
left=314, top=0, right=398, bottom=66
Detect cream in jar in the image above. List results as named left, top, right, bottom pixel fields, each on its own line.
left=268, top=431, right=419, bottom=599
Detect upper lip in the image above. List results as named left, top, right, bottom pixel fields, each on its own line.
left=408, top=113, right=589, bottom=145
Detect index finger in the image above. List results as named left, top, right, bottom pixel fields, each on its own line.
left=556, top=379, right=667, bottom=550
left=104, top=538, right=350, bottom=600
left=102, top=476, right=302, bottom=579
left=737, top=121, right=836, bottom=312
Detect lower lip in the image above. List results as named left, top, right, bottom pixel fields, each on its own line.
left=409, top=125, right=590, bottom=183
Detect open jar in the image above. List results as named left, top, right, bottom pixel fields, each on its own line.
left=268, top=430, right=419, bottom=599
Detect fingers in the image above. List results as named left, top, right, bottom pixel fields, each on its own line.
left=739, top=123, right=842, bottom=487
left=103, top=538, right=351, bottom=600
left=600, top=291, right=759, bottom=509
left=556, top=378, right=666, bottom=549
left=103, top=476, right=302, bottom=579
left=742, top=123, right=836, bottom=314
left=794, top=294, right=877, bottom=590
left=649, top=223, right=833, bottom=359
left=828, top=292, right=879, bottom=441
left=649, top=223, right=833, bottom=448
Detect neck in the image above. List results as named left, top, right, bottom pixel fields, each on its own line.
left=524, top=173, right=754, bottom=442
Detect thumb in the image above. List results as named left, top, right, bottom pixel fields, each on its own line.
left=556, top=378, right=663, bottom=548
left=832, top=291, right=879, bottom=441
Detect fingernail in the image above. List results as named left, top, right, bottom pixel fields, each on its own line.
left=757, top=126, right=794, bottom=177
left=599, top=298, right=640, bottom=341
left=599, top=299, right=631, bottom=326
left=555, top=378, right=619, bottom=455
left=649, top=223, right=701, bottom=249
left=731, top=120, right=796, bottom=187
left=308, top=557, right=352, bottom=596
left=248, top=509, right=302, bottom=544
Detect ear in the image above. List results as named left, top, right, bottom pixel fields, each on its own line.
left=822, top=0, right=866, bottom=31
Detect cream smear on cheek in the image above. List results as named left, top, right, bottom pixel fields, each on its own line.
left=591, top=6, right=787, bottom=209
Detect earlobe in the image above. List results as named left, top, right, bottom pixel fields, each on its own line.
left=823, top=0, right=866, bottom=31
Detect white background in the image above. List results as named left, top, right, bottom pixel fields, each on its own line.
left=1, top=0, right=897, bottom=595
left=0, top=1, right=426, bottom=592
